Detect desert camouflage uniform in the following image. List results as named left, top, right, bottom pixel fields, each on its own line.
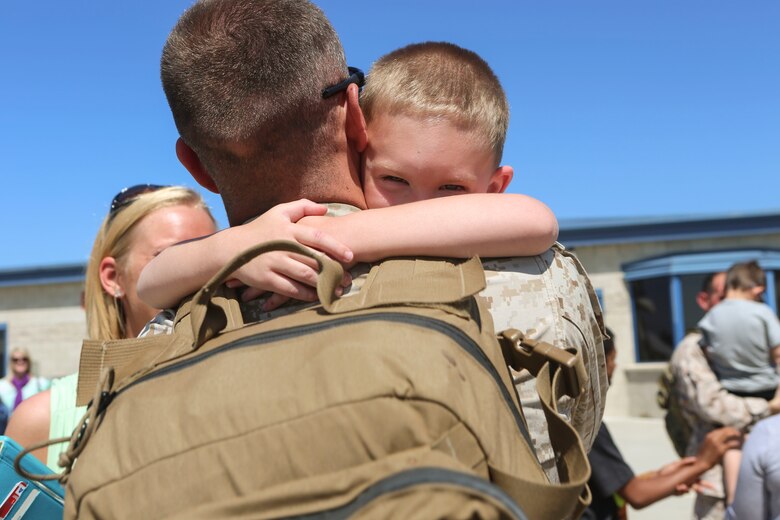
left=146, top=202, right=608, bottom=478
left=480, top=247, right=607, bottom=478
left=670, top=332, right=771, bottom=520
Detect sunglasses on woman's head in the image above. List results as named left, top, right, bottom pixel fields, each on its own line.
left=108, top=184, right=168, bottom=220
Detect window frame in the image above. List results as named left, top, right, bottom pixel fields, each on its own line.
left=623, top=249, right=780, bottom=362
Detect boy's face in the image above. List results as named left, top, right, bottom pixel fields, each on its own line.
left=361, top=113, right=510, bottom=208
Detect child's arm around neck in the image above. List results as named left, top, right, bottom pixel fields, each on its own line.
left=300, top=192, right=558, bottom=263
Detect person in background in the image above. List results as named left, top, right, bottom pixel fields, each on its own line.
left=698, top=261, right=780, bottom=505
left=5, top=185, right=218, bottom=471
left=0, top=347, right=50, bottom=414
left=670, top=271, right=780, bottom=519
left=155, top=0, right=605, bottom=500
left=585, top=329, right=742, bottom=520
left=728, top=414, right=780, bottom=520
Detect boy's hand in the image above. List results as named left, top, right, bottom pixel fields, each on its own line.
left=225, top=199, right=353, bottom=306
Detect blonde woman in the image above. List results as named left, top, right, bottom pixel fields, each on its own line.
left=0, top=347, right=50, bottom=412
left=5, top=185, right=218, bottom=470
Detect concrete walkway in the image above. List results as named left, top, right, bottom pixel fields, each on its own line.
left=605, top=416, right=696, bottom=520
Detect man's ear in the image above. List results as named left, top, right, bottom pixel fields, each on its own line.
left=695, top=291, right=710, bottom=311
left=486, top=165, right=514, bottom=193
left=99, top=256, right=121, bottom=298
left=176, top=138, right=219, bottom=193
left=344, top=83, right=367, bottom=152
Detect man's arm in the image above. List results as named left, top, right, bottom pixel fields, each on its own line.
left=301, top=193, right=558, bottom=263
left=619, top=427, right=742, bottom=509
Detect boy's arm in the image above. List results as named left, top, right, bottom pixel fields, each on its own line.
left=137, top=230, right=233, bottom=309
left=137, top=200, right=353, bottom=309
left=300, top=193, right=558, bottom=263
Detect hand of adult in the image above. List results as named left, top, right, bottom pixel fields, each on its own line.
left=657, top=457, right=697, bottom=494
left=696, top=426, right=743, bottom=467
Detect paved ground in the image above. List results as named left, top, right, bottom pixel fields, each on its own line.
left=606, top=416, right=695, bottom=520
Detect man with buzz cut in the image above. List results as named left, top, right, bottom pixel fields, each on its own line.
left=163, top=0, right=605, bottom=475
left=161, top=0, right=606, bottom=468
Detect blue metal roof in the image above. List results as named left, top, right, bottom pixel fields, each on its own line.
left=558, top=209, right=780, bottom=247
left=622, top=248, right=780, bottom=281
left=0, top=264, right=85, bottom=288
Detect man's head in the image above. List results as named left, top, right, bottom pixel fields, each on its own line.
left=696, top=271, right=726, bottom=312
left=725, top=260, right=766, bottom=301
left=161, top=0, right=367, bottom=224
left=359, top=42, right=513, bottom=207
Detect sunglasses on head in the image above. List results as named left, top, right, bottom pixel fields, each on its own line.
left=108, top=184, right=169, bottom=220
left=322, top=66, right=365, bottom=99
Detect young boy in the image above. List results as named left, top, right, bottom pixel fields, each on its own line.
left=698, top=260, right=780, bottom=504
left=138, top=42, right=559, bottom=310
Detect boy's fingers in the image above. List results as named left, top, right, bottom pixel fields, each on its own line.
left=225, top=278, right=245, bottom=289
left=262, top=293, right=291, bottom=311
left=295, top=227, right=353, bottom=263
left=250, top=273, right=317, bottom=303
left=278, top=199, right=327, bottom=222
left=241, top=286, right=267, bottom=302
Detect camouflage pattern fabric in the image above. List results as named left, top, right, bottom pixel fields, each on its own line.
left=670, top=332, right=771, bottom=505
left=481, top=247, right=608, bottom=479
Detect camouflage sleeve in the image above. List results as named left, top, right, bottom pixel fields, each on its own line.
left=671, top=334, right=769, bottom=430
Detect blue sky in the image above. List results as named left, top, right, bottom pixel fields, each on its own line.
left=1, top=1, right=778, bottom=269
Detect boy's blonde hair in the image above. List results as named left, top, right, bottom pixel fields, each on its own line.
left=361, top=41, right=509, bottom=166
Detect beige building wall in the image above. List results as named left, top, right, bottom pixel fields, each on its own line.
left=573, top=231, right=780, bottom=418
left=0, top=281, right=85, bottom=379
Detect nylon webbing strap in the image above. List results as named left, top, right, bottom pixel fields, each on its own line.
left=189, top=240, right=342, bottom=348
left=325, top=256, right=486, bottom=315
left=487, top=361, right=591, bottom=519
left=76, top=334, right=180, bottom=406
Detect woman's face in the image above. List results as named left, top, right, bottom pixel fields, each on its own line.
left=114, top=204, right=217, bottom=338
left=10, top=350, right=30, bottom=378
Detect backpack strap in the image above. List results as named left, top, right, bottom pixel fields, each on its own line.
left=187, top=241, right=487, bottom=348
left=496, top=329, right=592, bottom=519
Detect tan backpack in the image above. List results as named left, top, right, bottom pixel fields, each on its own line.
left=57, top=242, right=591, bottom=519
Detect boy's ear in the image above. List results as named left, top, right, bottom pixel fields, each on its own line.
left=176, top=138, right=220, bottom=193
left=344, top=83, right=367, bottom=152
left=486, top=165, right=514, bottom=193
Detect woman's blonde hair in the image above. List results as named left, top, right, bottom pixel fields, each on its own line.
left=83, top=186, right=215, bottom=341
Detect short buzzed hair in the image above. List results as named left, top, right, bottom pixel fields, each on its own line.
left=161, top=0, right=348, bottom=201
left=360, top=42, right=509, bottom=166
